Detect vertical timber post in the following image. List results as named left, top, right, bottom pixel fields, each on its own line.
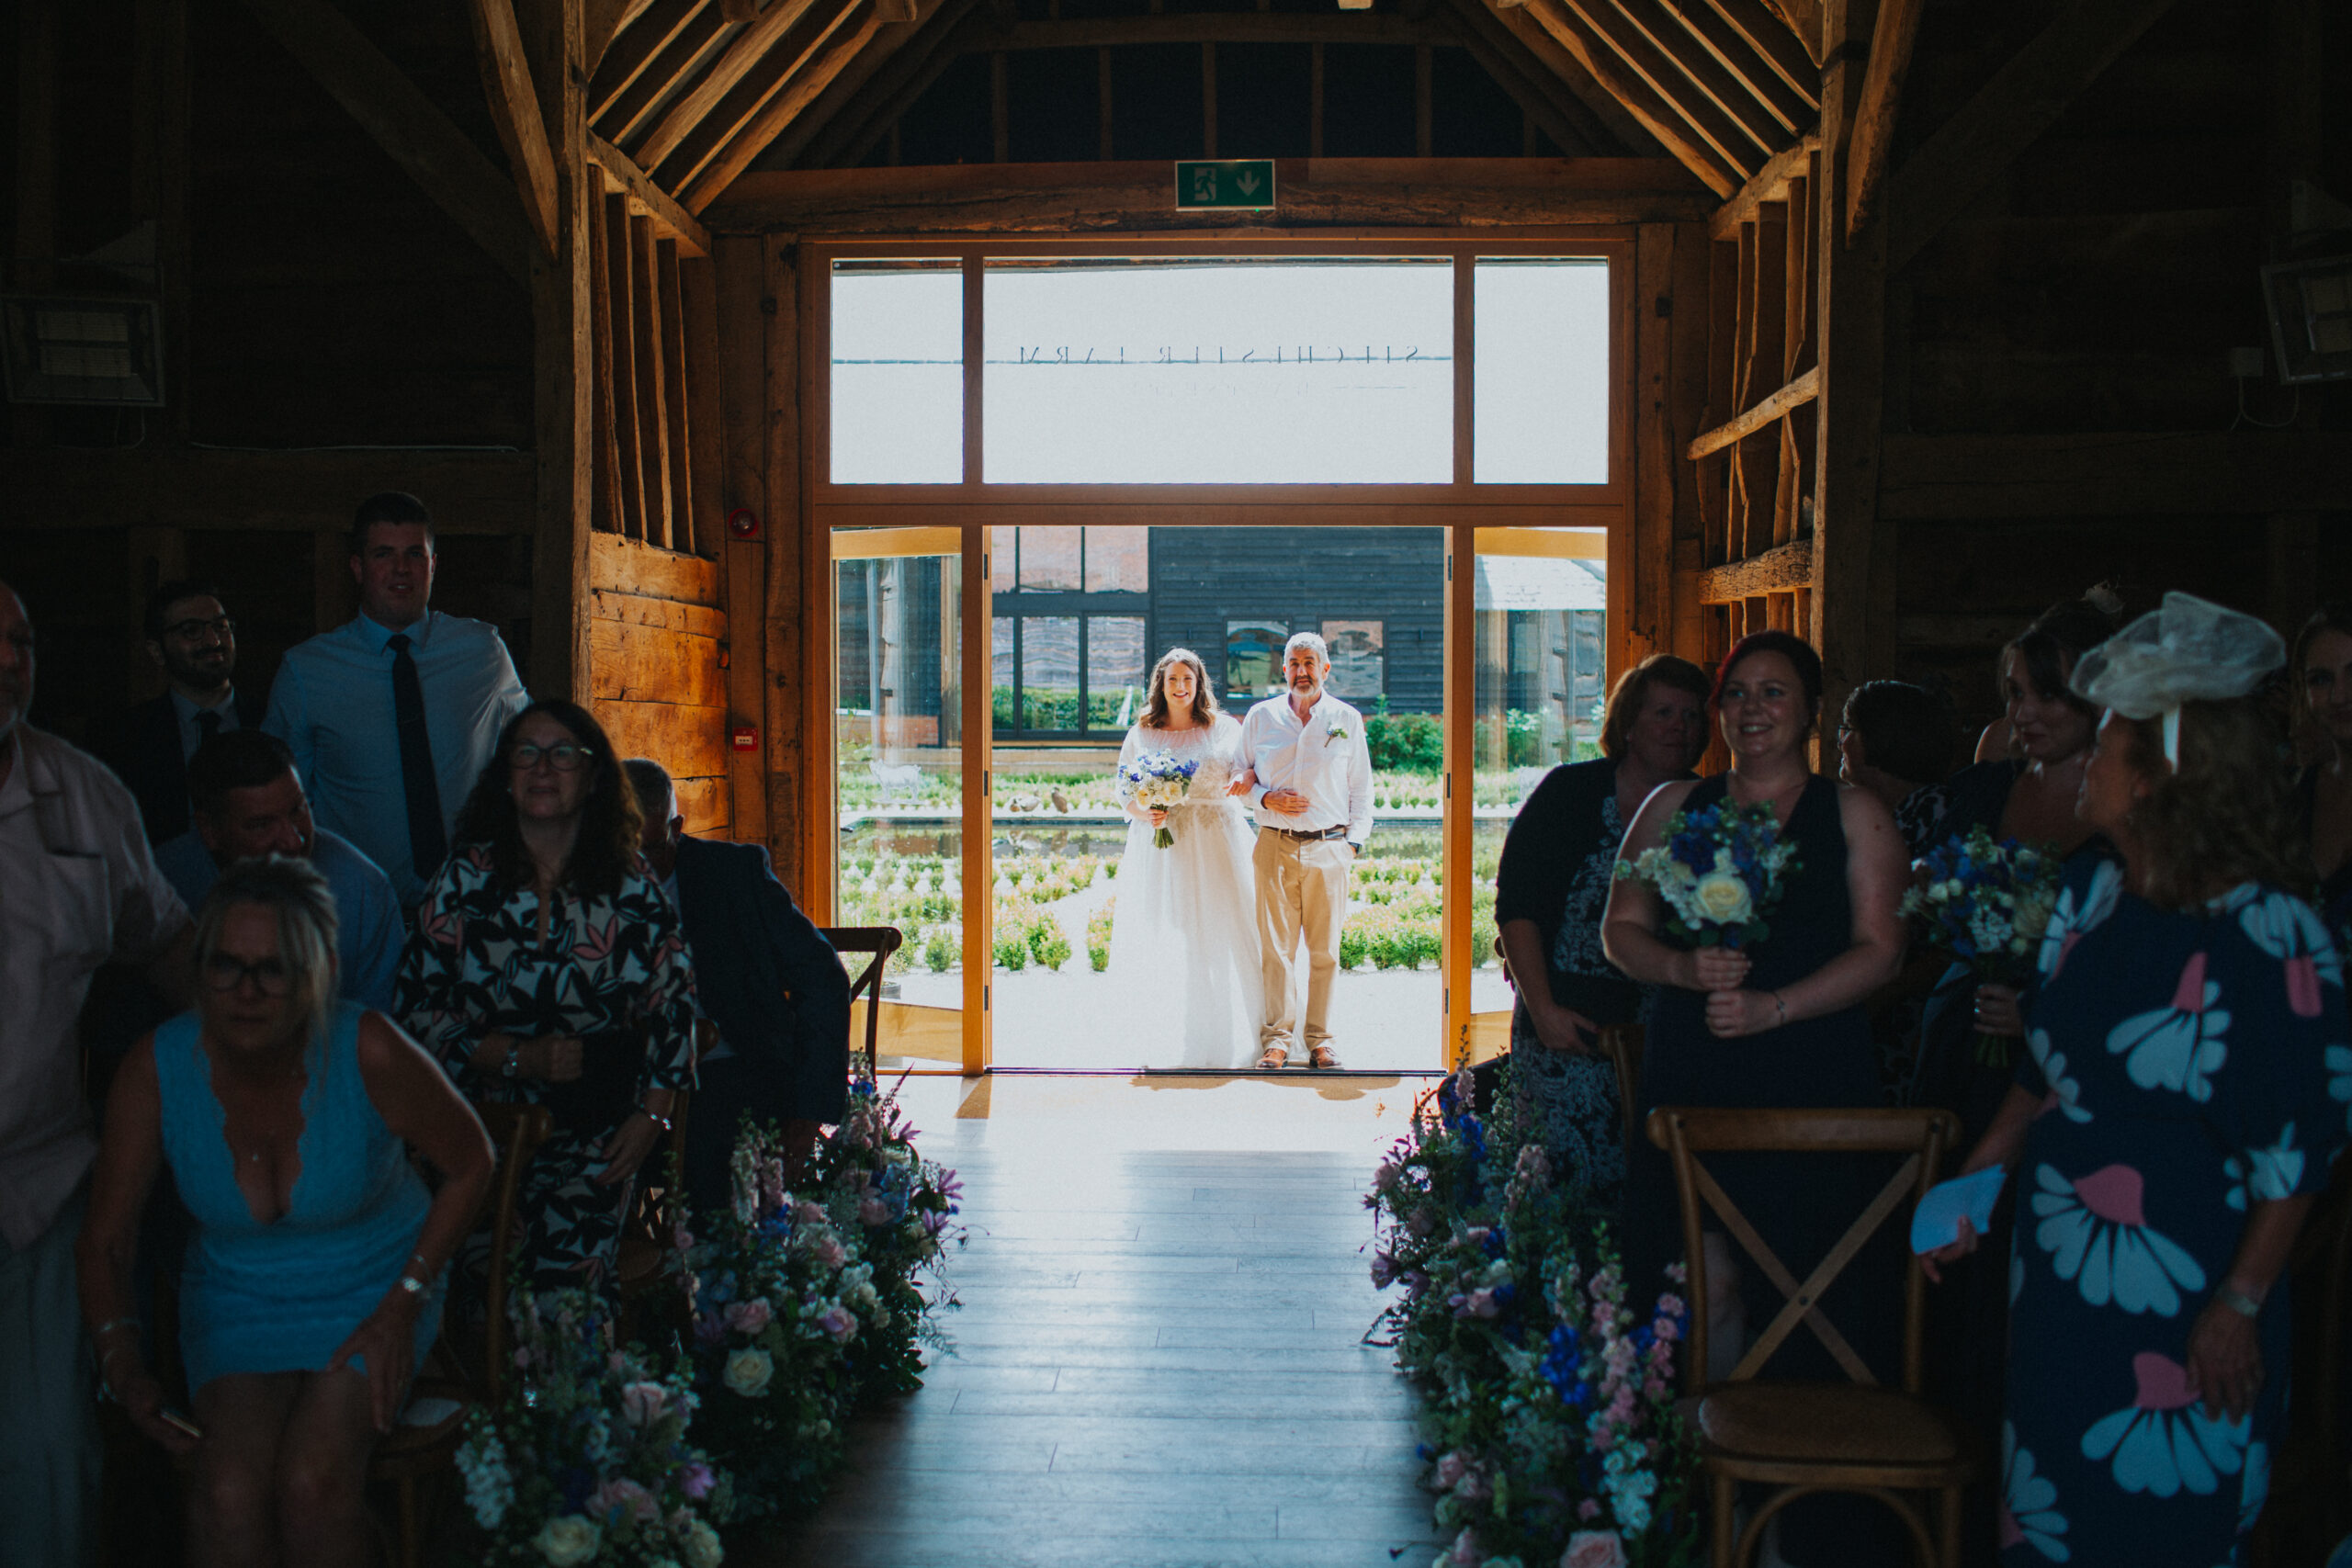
left=525, top=0, right=594, bottom=703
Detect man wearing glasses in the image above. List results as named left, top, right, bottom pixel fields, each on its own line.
left=265, top=491, right=530, bottom=914
left=98, top=580, right=266, bottom=845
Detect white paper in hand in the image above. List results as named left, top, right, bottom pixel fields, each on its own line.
left=1910, top=1166, right=2006, bottom=1255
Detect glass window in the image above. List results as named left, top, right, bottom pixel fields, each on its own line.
left=983, top=258, right=1453, bottom=482
left=1084, top=528, right=1148, bottom=592
left=1225, top=620, right=1288, bottom=701
left=990, top=615, right=1015, bottom=729
left=1473, top=259, right=1610, bottom=484
left=1016, top=526, right=1082, bottom=592
left=989, top=529, right=1014, bottom=593
left=1322, top=620, right=1385, bottom=701
left=1088, top=617, right=1147, bottom=730
left=1021, top=617, right=1081, bottom=730
left=831, top=260, right=962, bottom=483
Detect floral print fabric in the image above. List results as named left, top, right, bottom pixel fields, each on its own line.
left=2003, top=861, right=2347, bottom=1565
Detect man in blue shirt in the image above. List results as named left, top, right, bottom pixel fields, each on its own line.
left=264, top=491, right=530, bottom=909
left=153, top=730, right=403, bottom=1011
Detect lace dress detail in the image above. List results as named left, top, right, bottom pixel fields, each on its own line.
left=1510, top=790, right=1629, bottom=1208
left=1104, top=717, right=1266, bottom=1067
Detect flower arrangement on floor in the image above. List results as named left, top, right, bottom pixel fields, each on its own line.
left=1614, top=801, right=1799, bottom=951
left=1115, top=749, right=1198, bottom=847
left=453, top=1292, right=730, bottom=1568
left=1367, top=1064, right=1700, bottom=1568
left=1903, top=825, right=2062, bottom=1065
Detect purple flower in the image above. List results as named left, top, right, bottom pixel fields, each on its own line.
left=1370, top=1250, right=1398, bottom=1290
left=817, top=1304, right=858, bottom=1343
left=680, top=1462, right=716, bottom=1500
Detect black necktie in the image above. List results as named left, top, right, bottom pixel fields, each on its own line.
left=194, top=709, right=222, bottom=754
left=388, top=634, right=448, bottom=879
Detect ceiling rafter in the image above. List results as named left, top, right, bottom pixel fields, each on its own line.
left=1442, top=0, right=1629, bottom=154
left=805, top=0, right=990, bottom=167
left=684, top=3, right=890, bottom=208
left=595, top=5, right=739, bottom=146
left=590, top=0, right=712, bottom=120
left=655, top=0, right=865, bottom=193
left=1518, top=0, right=1744, bottom=193
left=630, top=0, right=831, bottom=170
left=1555, top=0, right=1771, bottom=173
left=1657, top=0, right=1814, bottom=125
left=765, top=0, right=971, bottom=168
left=1604, top=0, right=1787, bottom=152
left=1479, top=0, right=1659, bottom=154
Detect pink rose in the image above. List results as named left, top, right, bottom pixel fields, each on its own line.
left=1577, top=1499, right=1602, bottom=1521
left=858, top=1196, right=890, bottom=1225
left=617, top=1380, right=670, bottom=1427
left=813, top=1235, right=848, bottom=1270
left=1560, top=1530, right=1627, bottom=1568
left=1433, top=1451, right=1468, bottom=1488
left=1465, top=1288, right=1499, bottom=1319
left=1446, top=1528, right=1481, bottom=1566
left=724, top=1298, right=774, bottom=1336
left=1454, top=1471, right=1490, bottom=1504
left=794, top=1200, right=828, bottom=1227
left=817, top=1304, right=858, bottom=1343
left=589, top=1477, right=660, bottom=1521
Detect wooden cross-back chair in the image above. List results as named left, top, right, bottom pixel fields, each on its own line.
left=368, top=1100, right=551, bottom=1568
left=821, top=925, right=904, bottom=1079
left=1645, top=1105, right=1974, bottom=1568
left=1491, top=933, right=1643, bottom=1144
left=614, top=1089, right=694, bottom=1332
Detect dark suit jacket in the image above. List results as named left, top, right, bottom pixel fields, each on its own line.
left=672, top=835, right=852, bottom=1125
left=99, top=687, right=268, bottom=843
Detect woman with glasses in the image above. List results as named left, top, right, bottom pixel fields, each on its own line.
left=76, top=856, right=493, bottom=1566
left=396, top=698, right=697, bottom=1292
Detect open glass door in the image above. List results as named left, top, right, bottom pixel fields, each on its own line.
left=832, top=527, right=981, bottom=1073
left=1463, top=525, right=1611, bottom=1063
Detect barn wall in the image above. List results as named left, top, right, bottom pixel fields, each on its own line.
left=588, top=533, right=732, bottom=837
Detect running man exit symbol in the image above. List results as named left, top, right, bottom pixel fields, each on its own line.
left=1173, top=160, right=1276, bottom=211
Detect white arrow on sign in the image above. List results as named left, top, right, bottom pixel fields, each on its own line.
left=1236, top=171, right=1261, bottom=196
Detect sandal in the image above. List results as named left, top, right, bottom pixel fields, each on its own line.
left=1256, top=1045, right=1290, bottom=1070
left=1308, top=1045, right=1341, bottom=1070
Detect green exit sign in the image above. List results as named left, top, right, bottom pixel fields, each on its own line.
left=1174, top=159, right=1276, bottom=211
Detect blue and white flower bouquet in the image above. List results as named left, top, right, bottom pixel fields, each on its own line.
left=1116, top=749, right=1198, bottom=848
left=1903, top=826, right=2061, bottom=1065
left=1613, top=801, right=1800, bottom=950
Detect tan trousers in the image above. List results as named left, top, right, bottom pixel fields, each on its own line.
left=1253, top=829, right=1351, bottom=1051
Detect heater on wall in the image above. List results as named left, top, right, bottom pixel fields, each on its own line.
left=1, top=295, right=166, bottom=405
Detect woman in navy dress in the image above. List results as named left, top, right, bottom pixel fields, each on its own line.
left=1928, top=595, right=2346, bottom=1568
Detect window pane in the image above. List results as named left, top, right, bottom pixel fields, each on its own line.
left=1087, top=616, right=1147, bottom=729
left=984, top=258, right=1452, bottom=482
left=1083, top=527, right=1148, bottom=592
left=1323, top=619, right=1385, bottom=701
left=991, top=615, right=1015, bottom=733
left=1474, top=260, right=1610, bottom=484
left=1225, top=620, right=1287, bottom=701
left=990, top=528, right=1014, bottom=593
left=1022, top=616, right=1080, bottom=729
left=831, top=260, right=961, bottom=483
left=1016, top=525, right=1081, bottom=592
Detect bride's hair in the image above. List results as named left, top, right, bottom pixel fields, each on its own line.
left=1141, top=648, right=1222, bottom=728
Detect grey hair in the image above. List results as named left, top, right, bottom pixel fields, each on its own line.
left=622, top=756, right=674, bottom=822
left=193, top=854, right=340, bottom=1046
left=1283, top=631, right=1330, bottom=665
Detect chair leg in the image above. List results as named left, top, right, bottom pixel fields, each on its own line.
left=1938, top=1484, right=1962, bottom=1568
left=1712, top=1472, right=1738, bottom=1568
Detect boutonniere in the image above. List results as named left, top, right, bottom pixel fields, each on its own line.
left=1324, top=719, right=1351, bottom=745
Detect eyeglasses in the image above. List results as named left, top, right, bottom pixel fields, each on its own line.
left=164, top=616, right=234, bottom=642
left=201, top=953, right=292, bottom=997
left=510, top=742, right=595, bottom=772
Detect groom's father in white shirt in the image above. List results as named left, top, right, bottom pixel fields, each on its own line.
left=1237, top=632, right=1374, bottom=1069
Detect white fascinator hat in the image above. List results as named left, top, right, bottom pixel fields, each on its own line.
left=2068, top=592, right=2286, bottom=765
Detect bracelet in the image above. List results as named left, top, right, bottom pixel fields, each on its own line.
left=1770, top=992, right=1788, bottom=1027
left=396, top=1273, right=429, bottom=1297
left=2217, top=1286, right=2264, bottom=1319
left=639, top=1106, right=674, bottom=1135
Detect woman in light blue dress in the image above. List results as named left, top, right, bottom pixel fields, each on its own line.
left=78, top=856, right=493, bottom=1568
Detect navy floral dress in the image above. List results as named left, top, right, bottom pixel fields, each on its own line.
left=2004, top=858, right=2349, bottom=1567
left=397, top=843, right=698, bottom=1291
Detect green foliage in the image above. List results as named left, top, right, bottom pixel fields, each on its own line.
left=1027, top=912, right=1072, bottom=972
left=922, top=929, right=956, bottom=973
left=1365, top=709, right=1444, bottom=773
left=992, top=932, right=1027, bottom=971
left=1088, top=897, right=1116, bottom=972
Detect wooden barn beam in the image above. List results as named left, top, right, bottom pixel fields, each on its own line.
left=1550, top=0, right=1770, bottom=174
left=1876, top=432, right=2352, bottom=519
left=237, top=0, right=534, bottom=286
left=590, top=0, right=712, bottom=121
left=631, top=0, right=826, bottom=171
left=766, top=0, right=963, bottom=168
left=1841, top=0, right=1921, bottom=244
left=1696, top=536, right=1810, bottom=602
left=469, top=0, right=564, bottom=258
left=585, top=0, right=658, bottom=70
left=1686, top=364, right=1816, bottom=458
left=1702, top=0, right=1821, bottom=76
left=1658, top=0, right=1815, bottom=126
left=588, top=130, right=714, bottom=253
left=660, top=0, right=869, bottom=197
left=1606, top=0, right=1793, bottom=150
left=1884, top=0, right=2179, bottom=271
left=1443, top=0, right=1623, bottom=156
left=805, top=0, right=1001, bottom=168
left=1520, top=0, right=1743, bottom=195
left=595, top=6, right=739, bottom=148
left=0, top=448, right=537, bottom=529
left=1482, top=0, right=1656, bottom=153
left=681, top=5, right=890, bottom=211
left=1709, top=130, right=1817, bottom=239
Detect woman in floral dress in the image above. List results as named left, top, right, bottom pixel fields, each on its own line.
left=1928, top=595, right=2347, bottom=1567
left=398, top=699, right=697, bottom=1292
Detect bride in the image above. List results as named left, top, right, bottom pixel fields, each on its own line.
left=1105, top=649, right=1265, bottom=1067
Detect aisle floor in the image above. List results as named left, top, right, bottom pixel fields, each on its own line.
left=761, top=1076, right=1446, bottom=1568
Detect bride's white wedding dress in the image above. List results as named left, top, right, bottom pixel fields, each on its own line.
left=1104, top=716, right=1266, bottom=1068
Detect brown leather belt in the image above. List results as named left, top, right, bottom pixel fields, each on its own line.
left=1268, top=825, right=1349, bottom=842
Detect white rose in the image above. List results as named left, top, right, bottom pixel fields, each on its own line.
left=722, top=1347, right=775, bottom=1398
left=533, top=1515, right=601, bottom=1567
left=683, top=1518, right=726, bottom=1568
left=1691, top=871, right=1753, bottom=925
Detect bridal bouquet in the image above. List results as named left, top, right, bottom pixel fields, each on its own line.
left=1116, top=750, right=1198, bottom=848
left=1614, top=801, right=1799, bottom=951
left=1903, top=826, right=2061, bottom=1065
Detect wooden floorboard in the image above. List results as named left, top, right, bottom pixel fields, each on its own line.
left=752, top=1147, right=1441, bottom=1568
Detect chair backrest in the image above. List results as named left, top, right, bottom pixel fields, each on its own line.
left=471, top=1101, right=553, bottom=1407
left=617, top=1091, right=694, bottom=1262
left=820, top=925, right=904, bottom=1078
left=1645, top=1105, right=1956, bottom=1398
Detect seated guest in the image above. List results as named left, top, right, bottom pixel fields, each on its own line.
left=1834, top=679, right=1955, bottom=856
left=1492, top=654, right=1708, bottom=1209
left=2290, top=602, right=2352, bottom=928
left=626, top=760, right=852, bottom=1213
left=1925, top=593, right=2345, bottom=1568
left=154, top=730, right=403, bottom=1010
left=99, top=580, right=265, bottom=844
left=76, top=856, right=492, bottom=1567
left=397, top=700, right=695, bottom=1292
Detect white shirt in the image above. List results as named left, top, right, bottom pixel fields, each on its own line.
left=0, top=728, right=189, bottom=1248
left=1236, top=691, right=1375, bottom=845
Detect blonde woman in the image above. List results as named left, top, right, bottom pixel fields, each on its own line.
left=1105, top=649, right=1265, bottom=1067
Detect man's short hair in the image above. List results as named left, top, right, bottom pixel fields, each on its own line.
left=623, top=757, right=674, bottom=822
left=187, top=729, right=299, bottom=818
left=350, top=491, right=435, bottom=556
left=143, top=579, right=226, bottom=642
left=1283, top=631, right=1329, bottom=665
